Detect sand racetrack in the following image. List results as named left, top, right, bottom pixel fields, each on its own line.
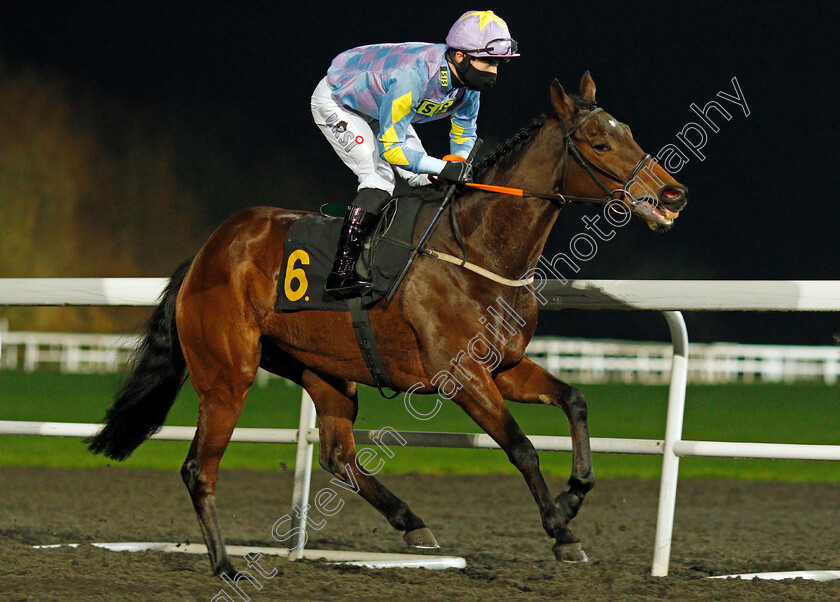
left=0, top=467, right=838, bottom=601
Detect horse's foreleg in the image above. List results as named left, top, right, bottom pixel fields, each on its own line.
left=302, top=371, right=436, bottom=549
left=452, top=371, right=588, bottom=562
left=494, top=357, right=594, bottom=527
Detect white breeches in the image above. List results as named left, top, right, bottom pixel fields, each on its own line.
left=311, top=77, right=432, bottom=195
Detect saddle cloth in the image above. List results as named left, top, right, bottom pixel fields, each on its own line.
left=275, top=195, right=432, bottom=312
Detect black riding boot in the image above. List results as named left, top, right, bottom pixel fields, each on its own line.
left=324, top=204, right=379, bottom=298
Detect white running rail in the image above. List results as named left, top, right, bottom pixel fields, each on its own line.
left=1, top=277, right=839, bottom=577
left=4, top=329, right=839, bottom=384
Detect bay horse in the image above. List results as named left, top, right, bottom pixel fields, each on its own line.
left=88, top=73, right=687, bottom=577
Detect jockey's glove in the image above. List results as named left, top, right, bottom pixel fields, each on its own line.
left=438, top=161, right=473, bottom=184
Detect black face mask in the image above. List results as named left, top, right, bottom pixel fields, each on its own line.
left=451, top=54, right=497, bottom=92
left=461, top=61, right=497, bottom=91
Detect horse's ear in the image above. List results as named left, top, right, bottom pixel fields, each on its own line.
left=551, top=79, right=576, bottom=121
left=580, top=71, right=596, bottom=103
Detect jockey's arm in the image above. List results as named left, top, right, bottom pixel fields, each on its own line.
left=376, top=69, right=449, bottom=176
left=449, top=91, right=479, bottom=159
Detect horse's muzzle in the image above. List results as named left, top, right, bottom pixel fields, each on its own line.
left=659, top=185, right=688, bottom=212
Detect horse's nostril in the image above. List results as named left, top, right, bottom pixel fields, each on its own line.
left=660, top=186, right=687, bottom=210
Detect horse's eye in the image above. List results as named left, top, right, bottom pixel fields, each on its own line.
left=593, top=143, right=611, bottom=152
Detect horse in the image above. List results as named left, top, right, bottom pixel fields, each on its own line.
left=87, top=72, right=688, bottom=577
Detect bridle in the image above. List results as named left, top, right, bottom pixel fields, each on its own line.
left=444, top=108, right=655, bottom=268
left=489, top=107, right=651, bottom=209
left=557, top=107, right=651, bottom=208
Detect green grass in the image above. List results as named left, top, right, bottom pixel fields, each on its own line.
left=1, top=372, right=838, bottom=481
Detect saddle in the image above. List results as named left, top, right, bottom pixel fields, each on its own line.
left=274, top=194, right=435, bottom=313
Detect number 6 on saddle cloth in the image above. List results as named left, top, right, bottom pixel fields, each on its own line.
left=275, top=194, right=431, bottom=313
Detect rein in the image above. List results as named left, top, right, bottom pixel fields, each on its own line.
left=463, top=181, right=605, bottom=207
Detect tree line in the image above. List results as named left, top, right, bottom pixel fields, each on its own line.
left=0, top=56, right=323, bottom=332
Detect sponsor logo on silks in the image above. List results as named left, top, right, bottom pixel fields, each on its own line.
left=416, top=99, right=456, bottom=117
left=440, top=65, right=449, bottom=89
left=325, top=113, right=364, bottom=152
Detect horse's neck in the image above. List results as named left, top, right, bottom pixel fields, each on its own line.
left=441, top=122, right=562, bottom=279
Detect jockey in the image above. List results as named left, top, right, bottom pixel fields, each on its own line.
left=311, top=10, right=520, bottom=298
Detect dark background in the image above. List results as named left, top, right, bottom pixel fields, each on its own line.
left=1, top=1, right=838, bottom=344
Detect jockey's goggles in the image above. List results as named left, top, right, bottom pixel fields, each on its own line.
left=460, top=38, right=519, bottom=61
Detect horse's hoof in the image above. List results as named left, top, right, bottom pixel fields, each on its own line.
left=404, top=527, right=440, bottom=550
left=214, top=557, right=238, bottom=579
left=552, top=541, right=589, bottom=563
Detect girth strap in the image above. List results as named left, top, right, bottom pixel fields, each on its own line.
left=348, top=297, right=399, bottom=398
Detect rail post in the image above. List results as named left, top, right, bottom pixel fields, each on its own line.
left=290, top=391, right=317, bottom=559
left=652, top=311, right=690, bottom=576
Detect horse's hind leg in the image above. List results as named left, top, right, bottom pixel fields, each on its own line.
left=181, top=387, right=249, bottom=577
left=178, top=316, right=262, bottom=577
left=494, top=357, right=594, bottom=553
left=302, top=370, right=436, bottom=549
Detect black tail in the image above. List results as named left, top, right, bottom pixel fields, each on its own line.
left=86, top=259, right=193, bottom=460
